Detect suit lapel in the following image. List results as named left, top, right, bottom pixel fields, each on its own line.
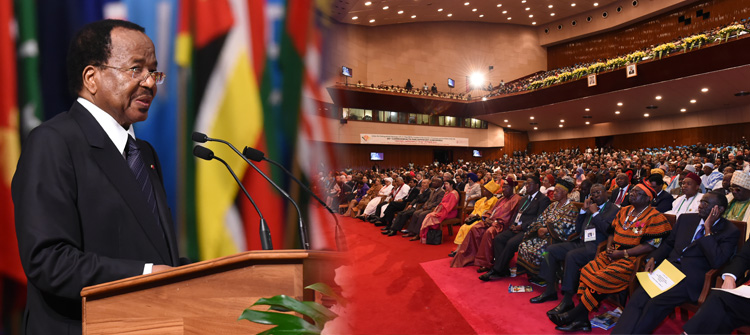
left=69, top=103, right=171, bottom=264
left=138, top=141, right=179, bottom=265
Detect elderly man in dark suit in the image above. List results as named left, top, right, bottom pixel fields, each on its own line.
left=12, top=20, right=185, bottom=334
left=531, top=184, right=620, bottom=313
left=479, top=175, right=551, bottom=279
left=611, top=190, right=739, bottom=334
left=403, top=177, right=445, bottom=238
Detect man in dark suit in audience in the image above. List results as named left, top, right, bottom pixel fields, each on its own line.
left=403, top=177, right=445, bottom=238
left=682, top=237, right=750, bottom=334
left=610, top=173, right=632, bottom=207
left=649, top=174, right=674, bottom=213
left=531, top=184, right=619, bottom=313
left=381, top=178, right=421, bottom=235
left=478, top=175, right=551, bottom=278
left=386, top=179, right=432, bottom=236
left=611, top=191, right=739, bottom=334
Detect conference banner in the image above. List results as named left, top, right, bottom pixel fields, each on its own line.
left=360, top=133, right=469, bottom=147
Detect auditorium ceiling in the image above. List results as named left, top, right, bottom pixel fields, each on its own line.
left=334, top=0, right=622, bottom=26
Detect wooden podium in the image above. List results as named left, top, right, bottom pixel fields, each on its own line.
left=80, top=250, right=342, bottom=334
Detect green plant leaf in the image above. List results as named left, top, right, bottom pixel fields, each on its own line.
left=252, top=295, right=335, bottom=327
left=238, top=309, right=320, bottom=335
left=306, top=283, right=348, bottom=307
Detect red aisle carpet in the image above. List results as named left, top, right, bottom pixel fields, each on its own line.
left=339, top=214, right=687, bottom=334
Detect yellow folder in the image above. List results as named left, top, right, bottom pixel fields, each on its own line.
left=636, top=260, right=686, bottom=298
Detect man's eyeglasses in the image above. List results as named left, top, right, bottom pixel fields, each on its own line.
left=99, top=65, right=165, bottom=85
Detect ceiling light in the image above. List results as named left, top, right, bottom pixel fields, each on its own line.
left=438, top=8, right=443, bottom=11
left=532, top=21, right=536, bottom=24
left=507, top=125, right=512, bottom=127
left=617, top=102, right=623, bottom=106
left=585, top=121, right=590, bottom=125
left=701, top=88, right=709, bottom=92
left=507, top=17, right=511, bottom=20
left=364, top=1, right=371, bottom=5
left=398, top=10, right=403, bottom=14
left=464, top=2, right=470, bottom=5
left=502, top=10, right=507, bottom=13
left=615, top=111, right=621, bottom=114
left=534, top=127, right=538, bottom=130
left=472, top=8, right=478, bottom=12
left=503, top=119, right=508, bottom=122
left=680, top=108, right=687, bottom=112
left=529, top=14, right=533, bottom=17
left=550, top=13, right=555, bottom=16
left=447, top=13, right=452, bottom=17
left=560, top=119, right=565, bottom=123
left=352, top=16, right=358, bottom=20
left=480, top=14, right=485, bottom=17
left=571, top=3, right=576, bottom=6
left=382, top=6, right=389, bottom=10
left=559, top=124, right=564, bottom=128
left=497, top=4, right=502, bottom=7
left=690, top=99, right=697, bottom=103
left=655, top=95, right=662, bottom=100
left=594, top=2, right=599, bottom=6
left=521, top=0, right=526, bottom=2
left=369, top=19, right=375, bottom=23
left=411, top=15, right=416, bottom=18
left=585, top=108, right=590, bottom=111
left=548, top=4, right=553, bottom=8
left=530, top=116, right=535, bottom=120
left=525, top=7, right=530, bottom=10
left=644, top=113, right=650, bottom=117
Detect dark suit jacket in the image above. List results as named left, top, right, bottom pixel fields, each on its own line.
left=610, top=186, right=631, bottom=207
left=12, top=102, right=182, bottom=334
left=575, top=201, right=619, bottom=246
left=652, top=190, right=674, bottom=213
left=649, top=213, right=739, bottom=302
left=724, top=238, right=750, bottom=284
left=409, top=188, right=432, bottom=208
left=519, top=192, right=552, bottom=231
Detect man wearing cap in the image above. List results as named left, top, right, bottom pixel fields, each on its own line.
left=723, top=171, right=750, bottom=237
left=530, top=183, right=619, bottom=307
left=666, top=172, right=703, bottom=220
left=452, top=178, right=522, bottom=268
left=610, top=173, right=632, bottom=207
left=478, top=175, right=552, bottom=278
left=701, top=163, right=724, bottom=192
left=612, top=191, right=738, bottom=334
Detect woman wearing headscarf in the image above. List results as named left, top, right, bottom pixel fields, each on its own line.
left=451, top=180, right=502, bottom=253
left=417, top=180, right=460, bottom=243
left=516, top=177, right=579, bottom=282
left=548, top=182, right=671, bottom=332
left=464, top=173, right=482, bottom=207
left=540, top=174, right=556, bottom=200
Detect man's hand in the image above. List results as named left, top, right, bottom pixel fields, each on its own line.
left=510, top=225, right=522, bottom=233
left=152, top=265, right=173, bottom=274
left=644, top=258, right=656, bottom=273
left=721, top=276, right=737, bottom=289
left=705, top=205, right=720, bottom=235
left=538, top=227, right=548, bottom=237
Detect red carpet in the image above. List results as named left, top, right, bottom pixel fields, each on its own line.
left=338, top=215, right=688, bottom=334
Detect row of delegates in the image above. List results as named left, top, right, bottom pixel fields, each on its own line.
left=359, top=178, right=394, bottom=218
left=402, top=178, right=447, bottom=239
left=377, top=178, right=422, bottom=230
left=460, top=175, right=551, bottom=273
left=451, top=178, right=522, bottom=267
left=365, top=177, right=411, bottom=224
left=547, top=183, right=673, bottom=332
left=516, top=177, right=579, bottom=284
left=418, top=180, right=461, bottom=243
left=381, top=178, right=439, bottom=236
left=447, top=180, right=501, bottom=258
left=345, top=176, right=381, bottom=218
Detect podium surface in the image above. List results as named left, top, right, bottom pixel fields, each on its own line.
left=81, top=250, right=342, bottom=334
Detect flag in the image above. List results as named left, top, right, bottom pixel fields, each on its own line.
left=15, top=0, right=42, bottom=139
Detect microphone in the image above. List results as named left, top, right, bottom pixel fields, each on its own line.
left=242, top=146, right=347, bottom=251
left=192, top=132, right=310, bottom=250
left=193, top=145, right=273, bottom=250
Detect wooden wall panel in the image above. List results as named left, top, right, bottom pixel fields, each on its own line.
left=530, top=138, right=596, bottom=154
left=547, top=0, right=750, bottom=69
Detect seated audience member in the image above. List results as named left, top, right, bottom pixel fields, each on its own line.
left=418, top=180, right=460, bottom=243
left=540, top=174, right=555, bottom=199
left=715, top=172, right=733, bottom=197
left=666, top=172, right=703, bottom=219
left=463, top=173, right=482, bottom=206
left=350, top=178, right=381, bottom=218
left=326, top=174, right=343, bottom=208
left=530, top=184, right=618, bottom=309
left=403, top=178, right=446, bottom=238
left=449, top=181, right=500, bottom=256
left=478, top=176, right=551, bottom=278
left=547, top=183, right=671, bottom=333
left=612, top=191, right=738, bottom=334
left=384, top=179, right=432, bottom=236
left=451, top=178, right=521, bottom=267
left=516, top=177, right=579, bottom=284
left=701, top=162, right=723, bottom=191
left=455, top=174, right=466, bottom=192
left=343, top=179, right=368, bottom=216
left=378, top=177, right=419, bottom=229
left=360, top=177, right=393, bottom=218
left=610, top=173, right=632, bottom=207
left=568, top=179, right=592, bottom=202
left=649, top=174, right=674, bottom=213
left=682, top=238, right=750, bottom=335
left=724, top=171, right=750, bottom=231
left=370, top=176, right=410, bottom=224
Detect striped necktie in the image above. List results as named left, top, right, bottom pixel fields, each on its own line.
left=126, top=136, right=158, bottom=216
